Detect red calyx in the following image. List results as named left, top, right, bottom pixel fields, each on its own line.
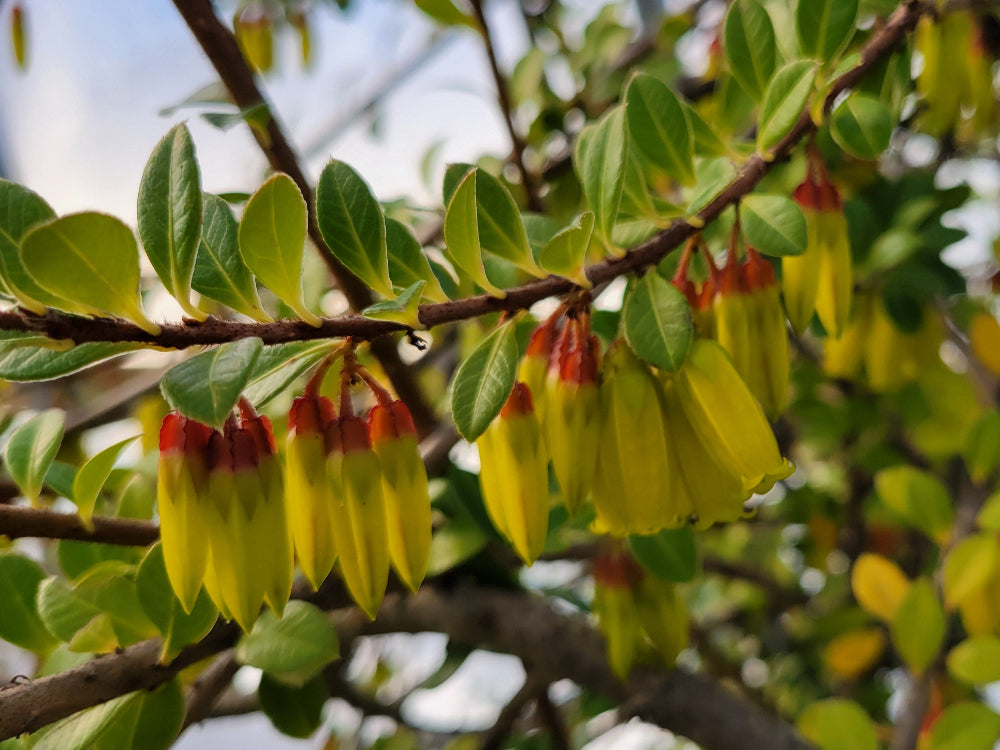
left=368, top=400, right=416, bottom=443
left=742, top=248, right=775, bottom=291
left=159, top=412, right=213, bottom=458
left=526, top=314, right=559, bottom=359
left=242, top=414, right=277, bottom=458
left=593, top=549, right=643, bottom=589
left=793, top=170, right=842, bottom=212
left=338, top=415, right=372, bottom=454
left=289, top=394, right=335, bottom=436
left=500, top=382, right=536, bottom=419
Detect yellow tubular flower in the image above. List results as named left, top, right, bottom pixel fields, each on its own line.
left=157, top=413, right=213, bottom=613
left=369, top=399, right=432, bottom=593
left=675, top=339, right=793, bottom=496
left=544, top=317, right=601, bottom=515
left=286, top=395, right=338, bottom=590
left=712, top=255, right=752, bottom=384
left=327, top=416, right=390, bottom=620
left=592, top=549, right=644, bottom=680
left=633, top=576, right=689, bottom=666
left=476, top=383, right=550, bottom=565
left=823, top=295, right=870, bottom=381
left=743, top=249, right=790, bottom=417
left=592, top=343, right=682, bottom=535
left=518, top=315, right=558, bottom=426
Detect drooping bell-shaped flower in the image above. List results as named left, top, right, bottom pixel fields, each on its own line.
left=286, top=393, right=338, bottom=590
left=543, top=313, right=601, bottom=514
left=711, top=251, right=752, bottom=381
left=327, top=414, right=390, bottom=620
left=157, top=413, right=213, bottom=613
left=592, top=343, right=682, bottom=535
left=518, top=314, right=558, bottom=426
left=592, top=547, right=644, bottom=680
left=785, top=163, right=852, bottom=337
left=633, top=575, right=689, bottom=666
left=742, top=248, right=790, bottom=418
left=477, top=382, right=550, bottom=565
left=369, top=399, right=432, bottom=592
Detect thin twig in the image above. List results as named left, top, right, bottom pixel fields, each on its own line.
left=182, top=651, right=240, bottom=729
left=468, top=0, right=544, bottom=212
left=479, top=675, right=543, bottom=750
left=536, top=688, right=571, bottom=750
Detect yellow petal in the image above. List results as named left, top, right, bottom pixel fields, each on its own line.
left=285, top=433, right=337, bottom=589
left=157, top=456, right=208, bottom=613
left=592, top=584, right=642, bottom=680
left=544, top=381, right=600, bottom=514
left=814, top=210, right=852, bottom=338
left=782, top=230, right=822, bottom=334
left=375, top=435, right=432, bottom=592
left=633, top=576, right=689, bottom=665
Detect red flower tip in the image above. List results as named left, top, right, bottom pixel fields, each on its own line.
left=289, top=394, right=335, bottom=435
left=159, top=412, right=213, bottom=457
left=368, top=400, right=416, bottom=443
left=742, top=248, right=775, bottom=290
left=593, top=549, right=643, bottom=589
left=339, top=415, right=372, bottom=454
left=500, top=382, right=536, bottom=418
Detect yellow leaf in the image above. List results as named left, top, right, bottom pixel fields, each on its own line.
left=824, top=627, right=886, bottom=680
left=969, top=312, right=1000, bottom=377
left=851, top=553, right=910, bottom=622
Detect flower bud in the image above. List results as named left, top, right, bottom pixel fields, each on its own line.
left=234, top=5, right=273, bottom=73
left=592, top=549, right=644, bottom=680
left=477, top=383, right=550, bottom=565
left=327, top=415, right=390, bottom=619
left=286, top=394, right=338, bottom=589
left=369, top=399, right=432, bottom=592
left=592, top=343, right=683, bottom=535
left=157, top=413, right=213, bottom=613
left=743, top=249, right=789, bottom=417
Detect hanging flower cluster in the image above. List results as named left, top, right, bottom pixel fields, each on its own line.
left=592, top=545, right=689, bottom=679
left=158, top=350, right=432, bottom=629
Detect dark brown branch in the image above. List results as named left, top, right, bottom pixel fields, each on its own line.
left=169, top=0, right=436, bottom=435
left=536, top=689, right=571, bottom=750
left=2, top=0, right=930, bottom=358
left=0, top=504, right=158, bottom=547
left=469, top=0, right=544, bottom=212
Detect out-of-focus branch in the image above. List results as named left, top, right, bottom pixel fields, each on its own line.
left=479, top=675, right=542, bottom=750
left=182, top=651, right=240, bottom=729
left=169, top=0, right=436, bottom=435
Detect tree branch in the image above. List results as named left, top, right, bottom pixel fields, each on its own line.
left=169, top=0, right=436, bottom=435
left=0, top=504, right=158, bottom=547
left=479, top=674, right=542, bottom=750
left=182, top=651, right=240, bottom=730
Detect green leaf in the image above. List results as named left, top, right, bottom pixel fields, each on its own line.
left=890, top=578, right=944, bottom=675
left=259, top=673, right=330, bottom=738
left=0, top=554, right=58, bottom=653
left=427, top=521, right=490, bottom=576
left=72, top=437, right=139, bottom=529
left=963, top=409, right=1000, bottom=484
left=239, top=174, right=320, bottom=325
left=193, top=193, right=270, bottom=321
left=449, top=321, right=519, bottom=442
left=386, top=217, right=448, bottom=302
left=683, top=103, right=731, bottom=158
left=20, top=213, right=160, bottom=335
left=363, top=281, right=425, bottom=329
left=538, top=212, right=594, bottom=288
left=943, top=533, right=998, bottom=609
left=622, top=273, right=693, bottom=372
left=624, top=74, right=695, bottom=186
left=137, top=124, right=204, bottom=319
left=0, top=337, right=139, bottom=382
left=797, top=699, right=878, bottom=750
left=0, top=178, right=61, bottom=313
left=796, top=0, right=859, bottom=64
left=236, top=601, right=339, bottom=686
left=947, top=636, right=1000, bottom=685
left=929, top=702, right=1000, bottom=750
left=575, top=106, right=628, bottom=254
left=685, top=157, right=738, bottom=218
left=31, top=679, right=183, bottom=750
left=414, top=0, right=474, bottom=27
left=724, top=0, right=777, bottom=101
left=243, top=341, right=336, bottom=409
left=443, top=169, right=506, bottom=297
left=756, top=61, right=817, bottom=159
left=4, top=409, right=64, bottom=504
left=473, top=168, right=543, bottom=275
left=57, top=539, right=140, bottom=582
left=159, top=338, right=263, bottom=428
left=628, top=527, right=697, bottom=582
left=830, top=94, right=893, bottom=161
left=316, top=160, right=394, bottom=299
left=741, top=194, right=807, bottom=257
left=874, top=466, right=953, bottom=544
left=136, top=544, right=217, bottom=662
left=977, top=489, right=1000, bottom=531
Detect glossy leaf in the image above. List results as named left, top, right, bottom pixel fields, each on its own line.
left=0, top=337, right=139, bottom=382
left=259, top=673, right=330, bottom=739
left=449, top=320, right=519, bottom=442
left=362, top=280, right=425, bottom=329
left=443, top=169, right=506, bottom=297
left=538, top=211, right=594, bottom=287
left=830, top=94, right=893, bottom=161
left=624, top=74, right=695, bottom=186
left=724, top=0, right=777, bottom=101
left=797, top=699, right=878, bottom=750
left=21, top=213, right=160, bottom=334
left=575, top=106, right=628, bottom=253
left=427, top=521, right=490, bottom=576
left=0, top=178, right=60, bottom=313
left=685, top=157, right=738, bottom=218
left=0, top=554, right=58, bottom=653
left=929, top=702, right=1000, bottom=750
left=137, top=123, right=204, bottom=319
left=235, top=601, right=339, bottom=687
left=473, top=168, right=543, bottom=275
left=414, top=0, right=474, bottom=27
left=943, top=533, right=998, bottom=609
left=890, top=578, right=944, bottom=675
left=159, top=338, right=263, bottom=428
left=628, top=527, right=697, bottom=582
left=874, top=466, right=953, bottom=544
left=622, top=273, right=693, bottom=372
left=72, top=437, right=139, bottom=529
left=683, top=102, right=730, bottom=157
left=757, top=61, right=817, bottom=159
left=316, top=160, right=394, bottom=299
left=239, top=174, right=320, bottom=325
left=242, top=340, right=335, bottom=409
left=135, top=545, right=217, bottom=662
left=4, top=409, right=65, bottom=504
left=740, top=194, right=807, bottom=257
left=193, top=193, right=269, bottom=321
left=31, top=679, right=183, bottom=750
left=947, top=636, right=1000, bottom=685
left=850, top=553, right=909, bottom=623
left=796, top=0, right=859, bottom=64
left=386, top=217, right=448, bottom=302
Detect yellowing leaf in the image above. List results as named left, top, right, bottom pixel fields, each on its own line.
left=823, top=627, right=886, bottom=680
left=875, top=466, right=953, bottom=545
left=969, top=312, right=1000, bottom=376
left=947, top=636, right=1000, bottom=685
left=943, top=533, right=998, bottom=610
left=851, top=553, right=910, bottom=622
